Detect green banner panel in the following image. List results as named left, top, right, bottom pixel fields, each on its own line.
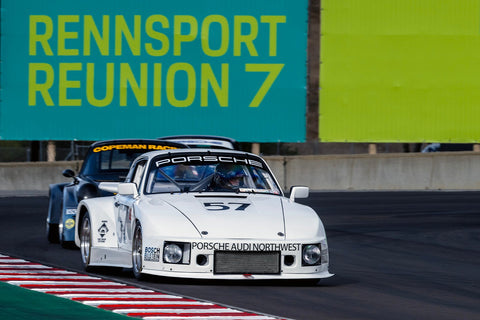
left=320, top=0, right=480, bottom=142
left=0, top=0, right=307, bottom=142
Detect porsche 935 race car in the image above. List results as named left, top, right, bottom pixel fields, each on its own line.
left=74, top=149, right=332, bottom=280
left=46, top=139, right=186, bottom=247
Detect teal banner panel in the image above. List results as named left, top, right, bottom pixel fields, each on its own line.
left=0, top=0, right=307, bottom=141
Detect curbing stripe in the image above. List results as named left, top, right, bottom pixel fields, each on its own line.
left=0, top=254, right=285, bottom=320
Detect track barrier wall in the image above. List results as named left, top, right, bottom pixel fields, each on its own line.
left=1, top=152, right=479, bottom=193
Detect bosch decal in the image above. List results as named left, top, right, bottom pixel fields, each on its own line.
left=144, top=247, right=161, bottom=262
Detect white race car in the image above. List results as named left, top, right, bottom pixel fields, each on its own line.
left=74, top=149, right=332, bottom=280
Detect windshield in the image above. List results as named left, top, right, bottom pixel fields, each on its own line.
left=145, top=156, right=281, bottom=195
left=81, top=149, right=148, bottom=181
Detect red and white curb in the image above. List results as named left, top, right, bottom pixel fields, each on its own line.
left=0, top=254, right=284, bottom=319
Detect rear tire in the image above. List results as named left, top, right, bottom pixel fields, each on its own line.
left=80, top=212, right=93, bottom=271
left=132, top=223, right=144, bottom=280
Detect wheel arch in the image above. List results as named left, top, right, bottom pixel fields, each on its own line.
left=74, top=197, right=117, bottom=248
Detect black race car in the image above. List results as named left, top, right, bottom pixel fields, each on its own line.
left=46, top=139, right=186, bottom=247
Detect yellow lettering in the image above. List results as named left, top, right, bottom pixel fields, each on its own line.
left=166, top=63, right=196, bottom=107
left=245, top=64, right=283, bottom=107
left=119, top=63, right=148, bottom=106
left=261, top=16, right=286, bottom=56
left=233, top=16, right=258, bottom=57
left=28, top=63, right=54, bottom=106
left=115, top=15, right=141, bottom=56
left=58, top=15, right=79, bottom=56
left=201, top=15, right=229, bottom=57
left=153, top=63, right=162, bottom=106
left=86, top=63, right=114, bottom=107
left=201, top=63, right=228, bottom=107
left=84, top=15, right=110, bottom=56
left=145, top=15, right=170, bottom=56
left=29, top=15, right=53, bottom=56
left=173, top=16, right=198, bottom=56
left=59, top=63, right=82, bottom=106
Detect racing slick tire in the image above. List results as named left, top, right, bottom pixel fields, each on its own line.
left=80, top=212, right=94, bottom=272
left=132, top=223, right=145, bottom=280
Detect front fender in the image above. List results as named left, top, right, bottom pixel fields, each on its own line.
left=134, top=197, right=201, bottom=240
left=282, top=199, right=327, bottom=240
left=63, top=184, right=79, bottom=210
left=75, top=197, right=117, bottom=248
left=47, top=183, right=69, bottom=224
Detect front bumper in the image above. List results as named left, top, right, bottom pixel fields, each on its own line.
left=142, top=238, right=333, bottom=280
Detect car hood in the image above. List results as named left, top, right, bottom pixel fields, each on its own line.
left=152, top=193, right=286, bottom=240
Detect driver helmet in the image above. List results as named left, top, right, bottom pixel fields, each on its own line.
left=213, top=164, right=246, bottom=190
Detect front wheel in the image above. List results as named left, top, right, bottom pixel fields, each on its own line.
left=80, top=212, right=93, bottom=271
left=132, top=223, right=144, bottom=279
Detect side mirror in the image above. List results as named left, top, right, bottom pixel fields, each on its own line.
left=62, top=169, right=75, bottom=178
left=118, top=183, right=138, bottom=197
left=289, top=186, right=309, bottom=201
left=99, top=182, right=120, bottom=194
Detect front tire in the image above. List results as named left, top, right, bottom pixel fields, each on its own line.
left=132, top=223, right=144, bottom=279
left=80, top=212, right=93, bottom=271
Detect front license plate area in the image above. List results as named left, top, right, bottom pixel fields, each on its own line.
left=214, top=251, right=280, bottom=275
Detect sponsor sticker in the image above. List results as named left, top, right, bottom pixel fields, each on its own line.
left=144, top=247, right=161, bottom=262
left=97, top=221, right=109, bottom=243
left=191, top=242, right=301, bottom=252
left=156, top=155, right=264, bottom=168
left=65, top=218, right=75, bottom=229
left=93, top=144, right=178, bottom=152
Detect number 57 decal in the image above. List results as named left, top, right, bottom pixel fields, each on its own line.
left=203, top=202, right=251, bottom=211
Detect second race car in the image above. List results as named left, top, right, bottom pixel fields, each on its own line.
left=46, top=139, right=185, bottom=247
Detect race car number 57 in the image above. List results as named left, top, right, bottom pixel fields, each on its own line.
left=203, top=202, right=250, bottom=211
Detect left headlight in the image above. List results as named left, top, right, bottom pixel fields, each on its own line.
left=163, top=242, right=191, bottom=264
left=302, top=244, right=322, bottom=266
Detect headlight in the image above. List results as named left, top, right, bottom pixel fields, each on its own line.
left=302, top=244, right=322, bottom=266
left=163, top=242, right=191, bottom=264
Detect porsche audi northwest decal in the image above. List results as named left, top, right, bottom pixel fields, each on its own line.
left=0, top=254, right=284, bottom=319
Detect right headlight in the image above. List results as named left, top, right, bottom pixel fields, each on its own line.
left=302, top=244, right=322, bottom=266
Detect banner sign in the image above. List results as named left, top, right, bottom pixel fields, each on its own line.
left=320, top=0, right=480, bottom=142
left=0, top=0, right=308, bottom=141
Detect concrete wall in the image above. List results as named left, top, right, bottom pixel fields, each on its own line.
left=0, top=161, right=82, bottom=192
left=264, top=151, right=480, bottom=191
left=1, top=152, right=479, bottom=193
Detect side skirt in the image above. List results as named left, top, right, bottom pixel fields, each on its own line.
left=90, top=247, right=132, bottom=268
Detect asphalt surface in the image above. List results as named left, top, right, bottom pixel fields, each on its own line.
left=0, top=192, right=479, bottom=320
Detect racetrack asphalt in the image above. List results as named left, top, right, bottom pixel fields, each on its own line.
left=0, top=191, right=479, bottom=320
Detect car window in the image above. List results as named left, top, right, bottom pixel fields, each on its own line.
left=131, top=160, right=147, bottom=189
left=146, top=160, right=280, bottom=195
